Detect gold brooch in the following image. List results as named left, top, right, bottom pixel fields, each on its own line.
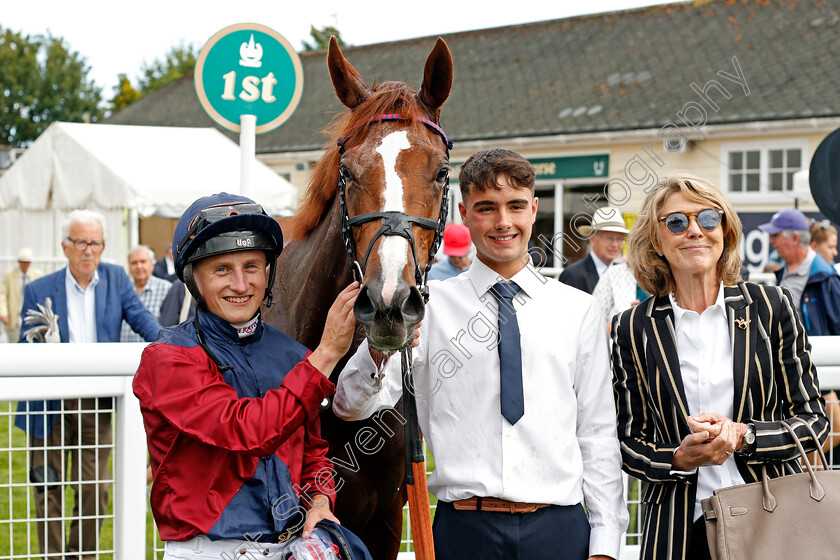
left=735, top=317, right=750, bottom=330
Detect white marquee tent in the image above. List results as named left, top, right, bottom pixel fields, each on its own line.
left=0, top=122, right=297, bottom=272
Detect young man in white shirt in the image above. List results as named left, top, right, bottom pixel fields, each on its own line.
left=334, top=148, right=627, bottom=560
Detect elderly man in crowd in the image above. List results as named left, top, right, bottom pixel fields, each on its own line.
left=559, top=207, right=630, bottom=294
left=0, top=247, right=43, bottom=343
left=16, top=210, right=161, bottom=559
left=120, top=245, right=172, bottom=342
left=760, top=208, right=840, bottom=335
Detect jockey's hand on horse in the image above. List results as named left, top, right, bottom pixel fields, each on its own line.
left=302, top=493, right=340, bottom=538
left=308, top=282, right=360, bottom=378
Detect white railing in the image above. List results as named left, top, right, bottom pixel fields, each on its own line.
left=2, top=343, right=148, bottom=560
left=3, top=338, right=840, bottom=560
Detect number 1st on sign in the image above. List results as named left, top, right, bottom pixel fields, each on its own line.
left=221, top=71, right=278, bottom=103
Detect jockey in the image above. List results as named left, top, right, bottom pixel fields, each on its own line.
left=133, top=192, right=367, bottom=559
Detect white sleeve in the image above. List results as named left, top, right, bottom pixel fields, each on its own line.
left=575, top=298, right=630, bottom=558
left=332, top=339, right=404, bottom=420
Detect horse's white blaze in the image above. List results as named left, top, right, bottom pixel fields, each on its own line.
left=376, top=131, right=411, bottom=306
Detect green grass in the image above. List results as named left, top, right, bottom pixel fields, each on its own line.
left=0, top=407, right=152, bottom=559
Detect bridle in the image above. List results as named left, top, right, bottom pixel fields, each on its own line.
left=337, top=114, right=453, bottom=303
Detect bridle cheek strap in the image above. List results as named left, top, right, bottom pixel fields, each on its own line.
left=338, top=114, right=452, bottom=302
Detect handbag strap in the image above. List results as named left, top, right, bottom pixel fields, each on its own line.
left=782, top=419, right=829, bottom=471
left=761, top=419, right=827, bottom=512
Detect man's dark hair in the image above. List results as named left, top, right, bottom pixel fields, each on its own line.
left=458, top=148, right=535, bottom=199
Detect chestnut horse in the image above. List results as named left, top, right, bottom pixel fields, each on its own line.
left=263, top=37, right=453, bottom=559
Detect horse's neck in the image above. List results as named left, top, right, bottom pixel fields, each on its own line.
left=271, top=196, right=352, bottom=349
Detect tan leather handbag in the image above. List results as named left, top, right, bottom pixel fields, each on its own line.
left=701, top=421, right=840, bottom=560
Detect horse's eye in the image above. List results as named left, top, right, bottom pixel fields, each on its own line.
left=340, top=167, right=354, bottom=183
left=435, top=167, right=450, bottom=183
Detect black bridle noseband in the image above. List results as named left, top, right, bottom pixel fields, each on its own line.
left=337, top=114, right=454, bottom=303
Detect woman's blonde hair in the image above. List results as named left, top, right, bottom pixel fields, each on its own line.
left=810, top=220, right=837, bottom=246
left=628, top=174, right=742, bottom=297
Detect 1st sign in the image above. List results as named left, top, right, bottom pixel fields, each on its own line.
left=195, top=23, right=303, bottom=134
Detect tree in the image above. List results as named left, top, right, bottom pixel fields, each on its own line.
left=109, top=73, right=142, bottom=113
left=138, top=42, right=197, bottom=93
left=108, top=43, right=196, bottom=114
left=302, top=24, right=346, bottom=52
left=0, top=26, right=102, bottom=147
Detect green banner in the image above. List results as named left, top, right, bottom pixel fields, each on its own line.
left=451, top=154, right=608, bottom=182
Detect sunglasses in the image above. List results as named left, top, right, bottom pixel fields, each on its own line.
left=178, top=203, right=268, bottom=254
left=658, top=208, right=724, bottom=235
left=188, top=203, right=266, bottom=232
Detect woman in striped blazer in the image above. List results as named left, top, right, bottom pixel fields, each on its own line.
left=611, top=174, right=828, bottom=560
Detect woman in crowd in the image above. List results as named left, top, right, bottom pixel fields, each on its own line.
left=611, top=174, right=827, bottom=560
left=809, top=219, right=839, bottom=272
left=807, top=219, right=840, bottom=459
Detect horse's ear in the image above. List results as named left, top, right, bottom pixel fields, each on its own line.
left=327, top=36, right=371, bottom=109
left=417, top=37, right=453, bottom=118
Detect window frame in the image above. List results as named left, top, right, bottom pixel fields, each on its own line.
left=720, top=139, right=808, bottom=203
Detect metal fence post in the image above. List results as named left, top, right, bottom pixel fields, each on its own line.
left=115, top=375, right=148, bottom=559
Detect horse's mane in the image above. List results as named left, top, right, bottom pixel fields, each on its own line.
left=288, top=81, right=434, bottom=240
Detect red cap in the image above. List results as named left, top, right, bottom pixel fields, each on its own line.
left=442, top=223, right=471, bottom=257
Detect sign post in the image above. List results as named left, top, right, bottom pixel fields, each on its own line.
left=195, top=23, right=303, bottom=196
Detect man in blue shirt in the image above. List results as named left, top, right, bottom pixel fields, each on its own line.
left=17, top=210, right=161, bottom=559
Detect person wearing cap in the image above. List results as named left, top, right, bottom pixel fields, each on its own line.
left=428, top=223, right=473, bottom=281
left=132, top=193, right=369, bottom=559
left=759, top=208, right=840, bottom=335
left=0, top=247, right=44, bottom=343
left=16, top=210, right=162, bottom=558
left=559, top=208, right=630, bottom=294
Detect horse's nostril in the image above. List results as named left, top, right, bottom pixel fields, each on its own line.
left=401, top=287, right=426, bottom=325
left=354, top=286, right=376, bottom=324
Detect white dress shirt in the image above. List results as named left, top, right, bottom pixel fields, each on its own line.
left=334, top=258, right=628, bottom=558
left=590, top=251, right=610, bottom=278
left=65, top=268, right=99, bottom=343
left=670, top=284, right=746, bottom=522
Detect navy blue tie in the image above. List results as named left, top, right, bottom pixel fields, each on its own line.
left=491, top=281, right=524, bottom=425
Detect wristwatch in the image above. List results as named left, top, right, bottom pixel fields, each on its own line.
left=740, top=423, right=756, bottom=454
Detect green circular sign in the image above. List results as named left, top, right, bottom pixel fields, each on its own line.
left=195, top=23, right=303, bottom=134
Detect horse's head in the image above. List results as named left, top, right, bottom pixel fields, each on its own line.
left=328, top=37, right=453, bottom=351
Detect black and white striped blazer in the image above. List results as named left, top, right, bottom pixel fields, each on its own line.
left=611, top=282, right=828, bottom=560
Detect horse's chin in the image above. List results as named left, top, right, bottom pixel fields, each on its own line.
left=364, top=322, right=415, bottom=353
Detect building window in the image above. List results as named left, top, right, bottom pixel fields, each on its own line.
left=723, top=144, right=805, bottom=195
left=767, top=148, right=801, bottom=192
left=728, top=150, right=760, bottom=192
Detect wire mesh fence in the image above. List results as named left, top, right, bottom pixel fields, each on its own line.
left=1, top=399, right=116, bottom=560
